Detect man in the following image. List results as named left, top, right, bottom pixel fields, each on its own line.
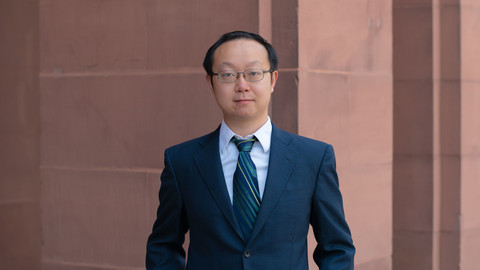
left=146, top=31, right=355, bottom=270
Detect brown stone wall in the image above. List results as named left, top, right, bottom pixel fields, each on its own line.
left=271, top=0, right=299, bottom=133
left=271, top=2, right=394, bottom=267
left=393, top=0, right=438, bottom=268
left=38, top=0, right=262, bottom=269
left=2, top=0, right=480, bottom=270
left=297, top=1, right=393, bottom=269
left=460, top=0, right=480, bottom=269
left=393, top=0, right=479, bottom=269
left=0, top=0, right=41, bottom=269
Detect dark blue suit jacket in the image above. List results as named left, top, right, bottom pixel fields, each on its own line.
left=146, top=125, right=355, bottom=270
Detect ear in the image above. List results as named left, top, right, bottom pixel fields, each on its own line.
left=205, top=74, right=214, bottom=90
left=270, top=71, right=278, bottom=93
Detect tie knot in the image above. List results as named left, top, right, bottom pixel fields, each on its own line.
left=232, top=137, right=257, bottom=153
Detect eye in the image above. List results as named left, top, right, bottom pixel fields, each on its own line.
left=246, top=70, right=261, bottom=76
left=221, top=71, right=236, bottom=77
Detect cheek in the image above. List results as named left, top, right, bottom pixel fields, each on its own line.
left=258, top=87, right=273, bottom=101
left=213, top=90, right=231, bottom=106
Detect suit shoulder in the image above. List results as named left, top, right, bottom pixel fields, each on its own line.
left=273, top=127, right=336, bottom=170
left=166, top=131, right=215, bottom=154
left=275, top=127, right=332, bottom=151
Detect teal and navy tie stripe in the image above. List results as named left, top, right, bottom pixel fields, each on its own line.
left=232, top=137, right=261, bottom=240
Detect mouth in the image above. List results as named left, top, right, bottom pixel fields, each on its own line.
left=234, top=99, right=254, bottom=104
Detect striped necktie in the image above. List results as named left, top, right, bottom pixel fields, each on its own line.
left=232, top=137, right=261, bottom=240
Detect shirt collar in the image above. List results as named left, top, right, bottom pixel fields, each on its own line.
left=219, top=117, right=272, bottom=154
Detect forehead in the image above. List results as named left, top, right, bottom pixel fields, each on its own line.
left=212, top=39, right=269, bottom=68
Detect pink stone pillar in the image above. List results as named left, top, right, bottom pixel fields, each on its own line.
left=459, top=0, right=480, bottom=269
left=271, top=1, right=394, bottom=269
left=392, top=0, right=478, bottom=269
left=0, top=1, right=41, bottom=269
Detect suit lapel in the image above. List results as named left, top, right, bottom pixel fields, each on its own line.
left=194, top=128, right=243, bottom=239
left=248, top=126, right=297, bottom=244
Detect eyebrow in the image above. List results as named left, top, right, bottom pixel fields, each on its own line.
left=219, top=60, right=264, bottom=68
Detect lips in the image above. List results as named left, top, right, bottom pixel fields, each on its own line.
left=234, top=99, right=254, bottom=104
left=234, top=97, right=254, bottom=102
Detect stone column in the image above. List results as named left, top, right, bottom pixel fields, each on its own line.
left=392, top=0, right=479, bottom=269
left=459, top=0, right=480, bottom=269
left=272, top=1, right=394, bottom=269
left=0, top=0, right=41, bottom=269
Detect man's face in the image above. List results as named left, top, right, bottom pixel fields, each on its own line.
left=207, top=39, right=278, bottom=126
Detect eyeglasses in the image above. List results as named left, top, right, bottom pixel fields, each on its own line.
left=212, top=69, right=272, bottom=83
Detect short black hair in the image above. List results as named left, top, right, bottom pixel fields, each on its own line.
left=203, top=31, right=278, bottom=75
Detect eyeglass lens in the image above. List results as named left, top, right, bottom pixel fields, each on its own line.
left=218, top=69, right=265, bottom=82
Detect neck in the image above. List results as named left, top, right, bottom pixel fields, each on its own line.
left=224, top=116, right=268, bottom=138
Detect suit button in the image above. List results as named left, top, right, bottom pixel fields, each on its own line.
left=244, top=250, right=252, bottom=258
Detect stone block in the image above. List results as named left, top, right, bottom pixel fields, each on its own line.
left=40, top=0, right=148, bottom=73
left=41, top=169, right=151, bottom=267
left=271, top=70, right=298, bottom=134
left=439, top=81, right=461, bottom=156
left=461, top=6, right=480, bottom=83
left=439, top=5, right=461, bottom=81
left=298, top=72, right=392, bottom=168
left=460, top=226, right=480, bottom=270
left=355, top=256, right=391, bottom=270
left=393, top=155, right=434, bottom=232
left=146, top=0, right=259, bottom=70
left=299, top=0, right=391, bottom=73
left=393, top=80, right=434, bottom=155
left=40, top=73, right=221, bottom=169
left=342, top=165, right=392, bottom=265
left=393, top=230, right=433, bottom=270
left=42, top=261, right=140, bottom=270
left=461, top=81, right=480, bottom=155
left=146, top=172, right=161, bottom=228
left=0, top=202, right=41, bottom=270
left=272, top=0, right=299, bottom=69
left=298, top=72, right=349, bottom=151
left=461, top=156, right=480, bottom=229
left=438, top=230, right=460, bottom=270
left=392, top=0, right=433, bottom=7
left=439, top=156, right=461, bottom=231
left=393, top=6, right=433, bottom=80
left=347, top=74, right=392, bottom=167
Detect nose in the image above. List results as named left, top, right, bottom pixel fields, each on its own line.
left=235, top=73, right=250, bottom=92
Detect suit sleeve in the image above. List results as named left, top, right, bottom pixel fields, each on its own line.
left=146, top=149, right=189, bottom=270
left=310, top=144, right=355, bottom=270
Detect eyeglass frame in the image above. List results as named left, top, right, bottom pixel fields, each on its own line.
left=211, top=68, right=273, bottom=83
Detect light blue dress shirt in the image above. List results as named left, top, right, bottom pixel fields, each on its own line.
left=219, top=117, right=272, bottom=204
